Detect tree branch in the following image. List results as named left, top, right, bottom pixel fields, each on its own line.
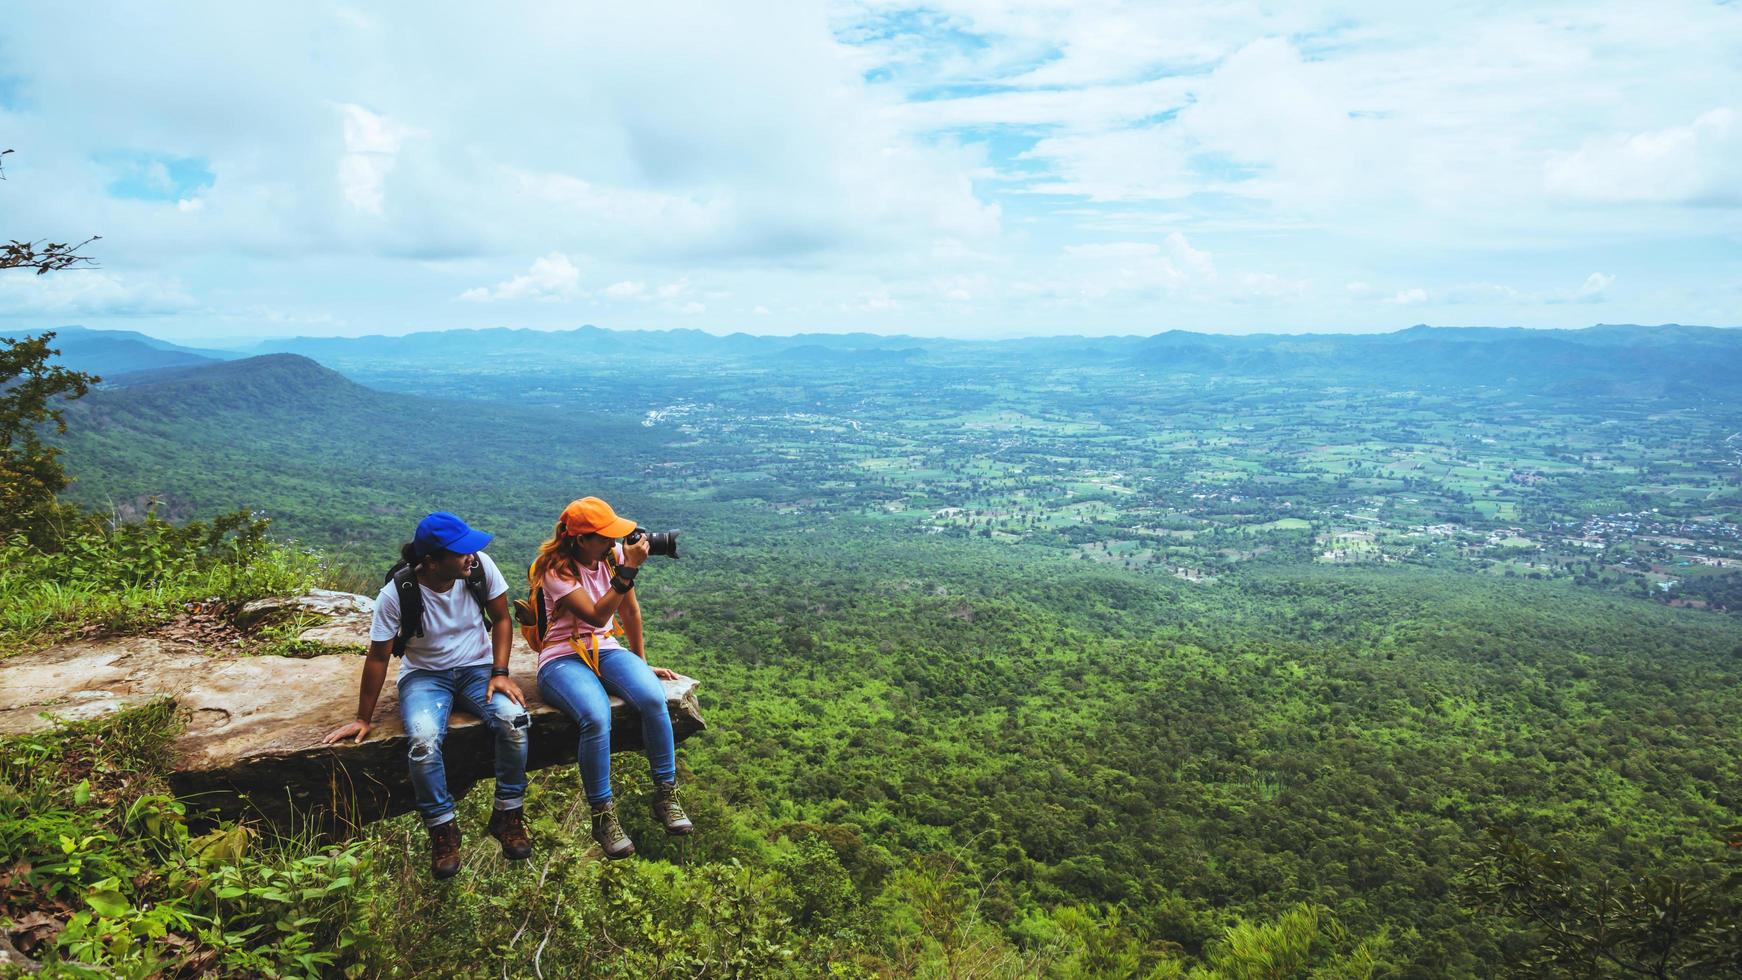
left=2, top=237, right=103, bottom=275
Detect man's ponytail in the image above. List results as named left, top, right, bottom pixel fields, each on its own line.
left=400, top=541, right=420, bottom=567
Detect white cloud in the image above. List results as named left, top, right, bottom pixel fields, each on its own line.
left=1239, top=272, right=1306, bottom=301
left=840, top=289, right=902, bottom=313
left=897, top=76, right=1193, bottom=133
left=1022, top=129, right=1199, bottom=202
left=1350, top=274, right=1614, bottom=308
left=0, top=269, right=197, bottom=316
left=458, top=253, right=583, bottom=302
left=2, top=2, right=1738, bottom=337
left=1044, top=232, right=1220, bottom=301
left=1440, top=282, right=1522, bottom=304
left=337, top=103, right=421, bottom=215
left=1546, top=108, right=1742, bottom=205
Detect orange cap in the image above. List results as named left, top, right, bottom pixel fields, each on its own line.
left=560, top=497, right=636, bottom=538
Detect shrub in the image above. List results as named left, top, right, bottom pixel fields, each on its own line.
left=0, top=506, right=315, bottom=653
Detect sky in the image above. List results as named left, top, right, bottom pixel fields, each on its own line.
left=1, top=1, right=1739, bottom=343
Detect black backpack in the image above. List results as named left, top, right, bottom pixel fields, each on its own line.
left=385, top=559, right=493, bottom=656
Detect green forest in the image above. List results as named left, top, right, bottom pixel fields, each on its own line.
left=3, top=328, right=1741, bottom=977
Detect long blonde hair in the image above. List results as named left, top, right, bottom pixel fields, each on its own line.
left=528, top=521, right=586, bottom=591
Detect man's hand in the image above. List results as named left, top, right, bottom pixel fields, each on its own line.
left=651, top=666, right=678, bottom=681
left=323, top=719, right=371, bottom=744
left=622, top=536, right=651, bottom=567
left=487, top=674, right=526, bottom=707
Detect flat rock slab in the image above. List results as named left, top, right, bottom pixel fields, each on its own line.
left=2, top=594, right=705, bottom=832
left=235, top=588, right=375, bottom=647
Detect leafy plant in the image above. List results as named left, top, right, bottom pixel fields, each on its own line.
left=1464, top=825, right=1742, bottom=978
left=0, top=504, right=315, bottom=653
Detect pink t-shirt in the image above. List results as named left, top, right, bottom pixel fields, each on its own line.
left=539, top=544, right=626, bottom=670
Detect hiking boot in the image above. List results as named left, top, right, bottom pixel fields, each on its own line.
left=429, top=820, right=462, bottom=880
left=651, top=781, right=694, bottom=836
left=487, top=806, right=533, bottom=860
left=589, top=801, right=636, bottom=860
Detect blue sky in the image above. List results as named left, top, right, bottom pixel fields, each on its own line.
left=1, top=1, right=1738, bottom=342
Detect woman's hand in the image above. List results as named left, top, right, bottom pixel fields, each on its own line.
left=323, top=719, right=371, bottom=744
left=487, top=674, right=527, bottom=707
left=651, top=666, right=678, bottom=681
left=622, top=536, right=651, bottom=567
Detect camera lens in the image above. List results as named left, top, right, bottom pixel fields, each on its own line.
left=625, top=527, right=679, bottom=558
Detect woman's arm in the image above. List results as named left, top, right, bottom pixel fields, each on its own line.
left=554, top=539, right=649, bottom=628
left=555, top=574, right=633, bottom=629
left=620, top=584, right=675, bottom=679
left=322, top=639, right=395, bottom=744
left=621, top=589, right=644, bottom=657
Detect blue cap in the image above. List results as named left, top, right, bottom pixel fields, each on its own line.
left=413, top=512, right=493, bottom=558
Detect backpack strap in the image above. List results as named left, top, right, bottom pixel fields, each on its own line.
left=599, top=549, right=627, bottom=641
left=464, top=559, right=493, bottom=633
left=388, top=562, right=423, bottom=657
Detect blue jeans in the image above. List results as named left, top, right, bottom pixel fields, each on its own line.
left=537, top=648, right=675, bottom=805
left=398, top=665, right=530, bottom=827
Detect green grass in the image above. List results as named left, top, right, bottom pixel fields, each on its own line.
left=0, top=510, right=316, bottom=657
left=0, top=702, right=376, bottom=978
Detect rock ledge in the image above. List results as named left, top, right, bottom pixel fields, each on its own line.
left=0, top=591, right=705, bottom=831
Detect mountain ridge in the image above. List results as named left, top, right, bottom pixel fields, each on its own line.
left=3, top=325, right=234, bottom=378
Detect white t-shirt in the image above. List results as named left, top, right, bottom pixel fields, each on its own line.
left=370, top=551, right=509, bottom=673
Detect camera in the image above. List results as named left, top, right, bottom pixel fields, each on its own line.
left=625, top=527, right=680, bottom=559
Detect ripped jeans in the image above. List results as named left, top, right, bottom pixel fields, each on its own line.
left=398, top=664, right=530, bottom=828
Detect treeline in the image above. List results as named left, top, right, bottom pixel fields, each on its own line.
left=645, top=542, right=1742, bottom=973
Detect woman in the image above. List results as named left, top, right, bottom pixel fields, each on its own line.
left=530, top=496, right=692, bottom=858
left=322, top=511, right=531, bottom=881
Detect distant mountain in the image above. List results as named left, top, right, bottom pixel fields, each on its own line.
left=101, top=352, right=373, bottom=415
left=1126, top=324, right=1742, bottom=394
left=768, top=344, right=923, bottom=367
left=4, top=325, right=234, bottom=378
left=53, top=354, right=666, bottom=544
left=245, top=324, right=953, bottom=376
left=42, top=321, right=1742, bottom=398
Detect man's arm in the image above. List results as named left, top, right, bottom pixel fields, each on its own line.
left=488, top=593, right=513, bottom=666
left=322, top=640, right=395, bottom=744
left=484, top=593, right=525, bottom=706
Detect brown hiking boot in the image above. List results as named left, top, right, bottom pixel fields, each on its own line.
left=487, top=807, right=533, bottom=860
left=589, top=801, right=636, bottom=860
left=651, top=781, right=694, bottom=836
left=429, top=820, right=462, bottom=880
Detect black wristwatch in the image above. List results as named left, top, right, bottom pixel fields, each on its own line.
left=611, top=565, right=639, bottom=593
left=490, top=666, right=511, bottom=677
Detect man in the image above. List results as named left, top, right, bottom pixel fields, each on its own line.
left=322, top=512, right=531, bottom=880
